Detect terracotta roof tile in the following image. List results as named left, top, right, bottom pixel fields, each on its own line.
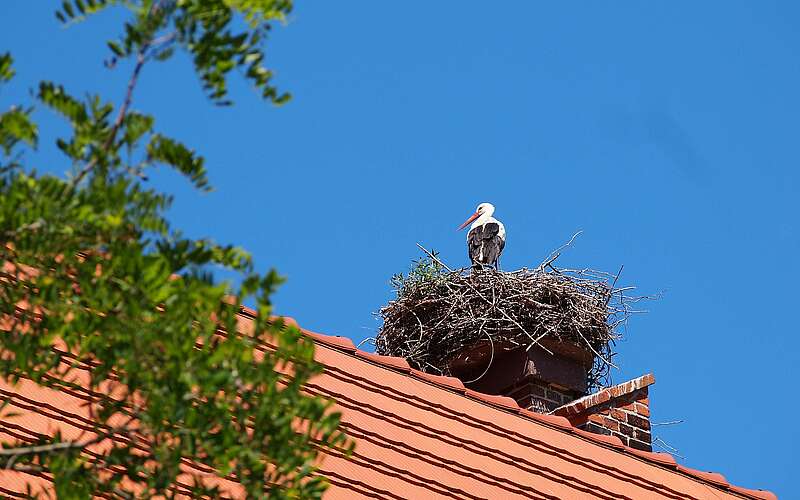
left=409, top=369, right=467, bottom=393
left=519, top=409, right=575, bottom=431
left=728, top=485, right=779, bottom=500
left=626, top=448, right=678, bottom=467
left=572, top=428, right=626, bottom=450
left=354, top=351, right=411, bottom=373
left=303, top=330, right=357, bottom=352
left=0, top=311, right=775, bottom=499
left=465, top=389, right=522, bottom=412
left=677, top=465, right=730, bottom=488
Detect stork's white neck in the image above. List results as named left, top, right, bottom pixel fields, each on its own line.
left=470, top=213, right=497, bottom=230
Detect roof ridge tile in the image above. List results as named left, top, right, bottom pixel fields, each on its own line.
left=728, top=485, right=778, bottom=500
left=355, top=351, right=411, bottom=373
left=410, top=370, right=467, bottom=393
left=676, top=465, right=729, bottom=488
left=624, top=448, right=677, bottom=467
left=518, top=409, right=574, bottom=431
left=464, top=390, right=521, bottom=412
left=572, top=428, right=625, bottom=450
left=304, top=330, right=357, bottom=352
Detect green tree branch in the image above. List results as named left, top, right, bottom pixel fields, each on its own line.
left=0, top=2, right=351, bottom=498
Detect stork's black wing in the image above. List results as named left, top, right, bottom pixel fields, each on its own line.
left=467, top=222, right=504, bottom=268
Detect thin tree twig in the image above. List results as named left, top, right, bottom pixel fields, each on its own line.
left=576, top=329, right=618, bottom=369
left=73, top=48, right=147, bottom=186
left=652, top=419, right=684, bottom=426
left=653, top=436, right=685, bottom=459
left=1, top=433, right=108, bottom=467
left=356, top=337, right=375, bottom=349
left=537, top=230, right=583, bottom=271
left=463, top=323, right=494, bottom=384
left=71, top=1, right=171, bottom=186
left=605, top=265, right=624, bottom=307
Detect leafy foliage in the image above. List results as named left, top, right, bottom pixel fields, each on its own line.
left=0, top=2, right=350, bottom=498
left=390, top=251, right=446, bottom=298
left=0, top=54, right=38, bottom=160
left=56, top=0, right=292, bottom=105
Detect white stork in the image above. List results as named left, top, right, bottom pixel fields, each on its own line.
left=458, top=202, right=506, bottom=270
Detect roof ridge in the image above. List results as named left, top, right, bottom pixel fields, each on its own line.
left=276, top=313, right=775, bottom=500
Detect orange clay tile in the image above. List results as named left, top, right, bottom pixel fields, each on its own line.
left=0, top=311, right=776, bottom=499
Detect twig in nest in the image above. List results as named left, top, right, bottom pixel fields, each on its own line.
left=463, top=324, right=494, bottom=384
left=357, top=337, right=375, bottom=349
left=538, top=230, right=583, bottom=272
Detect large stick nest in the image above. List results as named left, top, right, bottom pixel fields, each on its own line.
left=375, top=250, right=645, bottom=390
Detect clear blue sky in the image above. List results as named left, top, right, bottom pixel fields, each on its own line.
left=3, top=2, right=798, bottom=496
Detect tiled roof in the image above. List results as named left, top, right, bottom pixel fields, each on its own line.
left=0, top=307, right=776, bottom=499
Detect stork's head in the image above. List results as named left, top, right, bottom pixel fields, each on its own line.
left=458, top=202, right=495, bottom=230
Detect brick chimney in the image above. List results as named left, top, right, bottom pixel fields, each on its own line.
left=447, top=340, right=655, bottom=450
left=552, top=373, right=654, bottom=451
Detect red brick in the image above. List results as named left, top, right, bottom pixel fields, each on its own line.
left=593, top=389, right=612, bottom=406
left=628, top=438, right=652, bottom=452
left=617, top=422, right=636, bottom=439
left=634, top=428, right=652, bottom=444
left=602, top=416, right=620, bottom=432
left=627, top=413, right=651, bottom=431
left=588, top=414, right=606, bottom=425
left=568, top=414, right=589, bottom=427
left=608, top=386, right=624, bottom=399
left=634, top=402, right=650, bottom=417
left=610, top=408, right=628, bottom=422
left=584, top=422, right=612, bottom=436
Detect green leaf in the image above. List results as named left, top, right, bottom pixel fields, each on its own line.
left=122, top=112, right=153, bottom=147
left=146, top=134, right=209, bottom=191
left=37, top=82, right=88, bottom=125
left=55, top=0, right=115, bottom=26
left=61, top=1, right=75, bottom=19
left=0, top=53, right=15, bottom=82
left=0, top=106, right=38, bottom=155
left=107, top=40, right=125, bottom=57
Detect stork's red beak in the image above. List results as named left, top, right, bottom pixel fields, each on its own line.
left=458, top=212, right=480, bottom=230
